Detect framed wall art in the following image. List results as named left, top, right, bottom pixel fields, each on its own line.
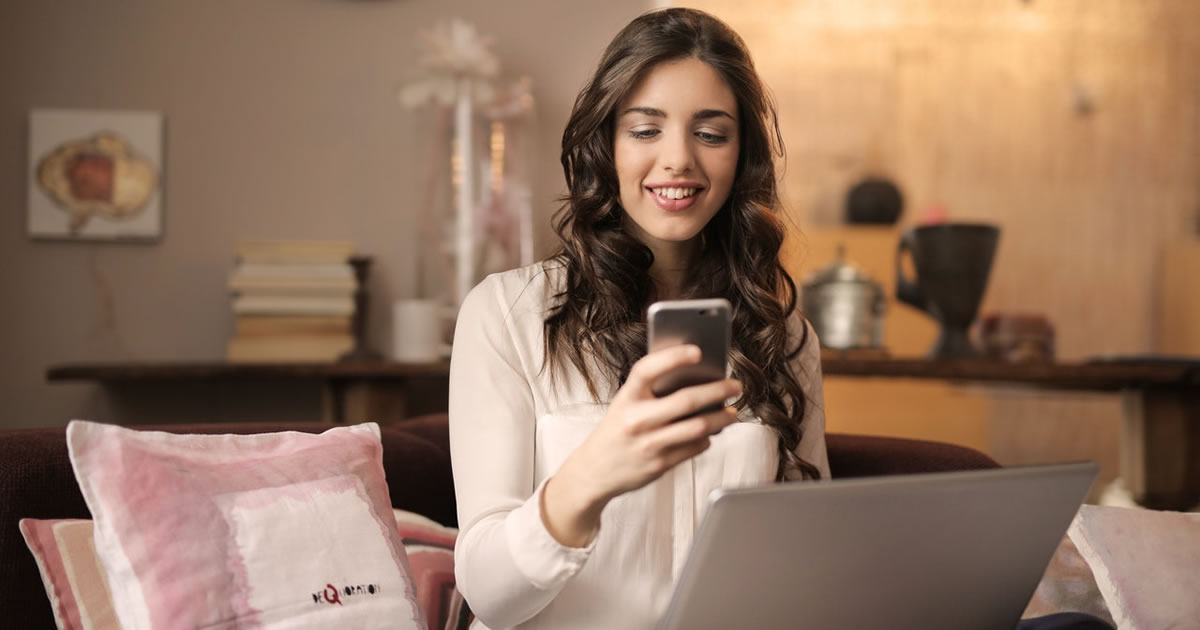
left=28, top=108, right=164, bottom=241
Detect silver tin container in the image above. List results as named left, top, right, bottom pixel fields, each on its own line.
left=801, top=247, right=886, bottom=350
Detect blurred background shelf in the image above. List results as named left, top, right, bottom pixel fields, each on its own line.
left=47, top=360, right=450, bottom=428
left=48, top=356, right=1198, bottom=391
left=48, top=354, right=1199, bottom=509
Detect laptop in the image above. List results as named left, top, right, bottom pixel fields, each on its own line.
left=658, top=462, right=1097, bottom=630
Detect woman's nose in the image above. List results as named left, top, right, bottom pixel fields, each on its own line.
left=659, top=132, right=696, bottom=173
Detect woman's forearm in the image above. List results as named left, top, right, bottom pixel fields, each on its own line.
left=541, top=464, right=608, bottom=548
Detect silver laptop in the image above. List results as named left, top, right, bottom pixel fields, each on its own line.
left=658, top=462, right=1097, bottom=630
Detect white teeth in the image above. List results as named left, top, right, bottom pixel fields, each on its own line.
left=652, top=187, right=697, bottom=200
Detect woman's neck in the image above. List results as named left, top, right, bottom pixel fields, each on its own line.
left=647, top=241, right=694, bottom=300
left=621, top=215, right=697, bottom=300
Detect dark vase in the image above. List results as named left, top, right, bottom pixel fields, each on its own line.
left=895, top=223, right=1000, bottom=358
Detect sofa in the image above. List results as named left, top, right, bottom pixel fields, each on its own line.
left=0, top=414, right=997, bottom=629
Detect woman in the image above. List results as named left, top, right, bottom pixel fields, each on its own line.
left=449, top=9, right=824, bottom=629
left=448, top=8, right=1109, bottom=630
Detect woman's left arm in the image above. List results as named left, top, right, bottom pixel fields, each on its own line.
left=787, top=318, right=831, bottom=481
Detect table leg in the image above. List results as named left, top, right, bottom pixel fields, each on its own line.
left=323, top=381, right=416, bottom=424
left=321, top=380, right=345, bottom=423
left=1120, top=388, right=1200, bottom=510
left=341, top=381, right=409, bottom=425
left=321, top=377, right=449, bottom=425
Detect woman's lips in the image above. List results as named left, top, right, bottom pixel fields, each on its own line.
left=647, top=187, right=701, bottom=212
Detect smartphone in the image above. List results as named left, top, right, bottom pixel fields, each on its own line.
left=646, top=298, right=731, bottom=414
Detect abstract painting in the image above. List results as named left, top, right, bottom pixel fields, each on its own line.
left=28, top=109, right=164, bottom=241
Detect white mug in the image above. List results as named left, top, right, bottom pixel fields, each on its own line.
left=391, top=299, right=442, bottom=362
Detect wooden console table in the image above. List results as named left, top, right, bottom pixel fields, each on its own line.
left=822, top=354, right=1200, bottom=511
left=46, top=361, right=452, bottom=426
left=48, top=356, right=1199, bottom=509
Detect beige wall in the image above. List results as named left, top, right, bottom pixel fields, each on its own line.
left=687, top=0, right=1200, bottom=491
left=0, top=0, right=652, bottom=428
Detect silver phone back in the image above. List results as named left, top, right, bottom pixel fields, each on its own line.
left=646, top=298, right=731, bottom=397
left=658, top=462, right=1098, bottom=630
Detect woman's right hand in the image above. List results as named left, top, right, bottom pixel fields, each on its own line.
left=541, top=344, right=742, bottom=547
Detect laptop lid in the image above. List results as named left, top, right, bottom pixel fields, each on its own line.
left=658, top=462, right=1097, bottom=630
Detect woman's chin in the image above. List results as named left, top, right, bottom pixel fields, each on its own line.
left=640, top=227, right=705, bottom=248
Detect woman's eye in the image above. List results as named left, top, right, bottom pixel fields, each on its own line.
left=696, top=131, right=728, bottom=144
left=629, top=129, right=660, bottom=140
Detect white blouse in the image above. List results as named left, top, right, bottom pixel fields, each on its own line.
left=448, top=262, right=830, bottom=630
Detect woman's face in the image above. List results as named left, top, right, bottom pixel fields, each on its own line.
left=613, top=57, right=740, bottom=254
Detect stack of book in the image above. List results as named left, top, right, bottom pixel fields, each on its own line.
left=226, top=239, right=358, bottom=362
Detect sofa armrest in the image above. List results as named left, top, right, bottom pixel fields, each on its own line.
left=827, top=432, right=1000, bottom=478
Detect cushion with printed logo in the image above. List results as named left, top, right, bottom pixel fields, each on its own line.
left=21, top=509, right=472, bottom=630
left=65, top=420, right=425, bottom=630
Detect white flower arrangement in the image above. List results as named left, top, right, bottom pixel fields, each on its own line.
left=399, top=19, right=500, bottom=109
left=397, top=19, right=535, bottom=311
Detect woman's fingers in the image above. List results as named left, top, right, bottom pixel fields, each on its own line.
left=640, top=407, right=738, bottom=455
left=656, top=434, right=713, bottom=471
left=620, top=344, right=702, bottom=399
left=703, top=406, right=740, bottom=434
left=626, top=378, right=742, bottom=432
left=592, top=346, right=743, bottom=493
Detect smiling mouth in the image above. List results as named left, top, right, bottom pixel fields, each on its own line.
left=648, top=186, right=703, bottom=200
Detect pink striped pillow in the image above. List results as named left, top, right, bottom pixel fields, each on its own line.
left=392, top=509, right=473, bottom=630
left=66, top=420, right=425, bottom=630
left=21, top=511, right=467, bottom=630
left=19, top=518, right=119, bottom=630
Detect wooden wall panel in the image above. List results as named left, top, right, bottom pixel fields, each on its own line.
left=1159, top=239, right=1200, bottom=354
left=693, top=0, right=1199, bottom=355
left=686, top=0, right=1200, bottom=491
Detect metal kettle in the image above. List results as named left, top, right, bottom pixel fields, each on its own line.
left=801, top=245, right=886, bottom=350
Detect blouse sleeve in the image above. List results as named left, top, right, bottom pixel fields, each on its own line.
left=448, top=275, right=596, bottom=628
left=786, top=318, right=832, bottom=481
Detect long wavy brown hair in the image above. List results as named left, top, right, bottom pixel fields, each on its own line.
left=544, top=8, right=820, bottom=481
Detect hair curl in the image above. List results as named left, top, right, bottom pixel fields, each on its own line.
left=544, top=8, right=820, bottom=481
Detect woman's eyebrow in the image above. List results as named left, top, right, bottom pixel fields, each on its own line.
left=620, top=107, right=735, bottom=121
left=693, top=109, right=735, bottom=121
left=622, top=106, right=666, bottom=118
